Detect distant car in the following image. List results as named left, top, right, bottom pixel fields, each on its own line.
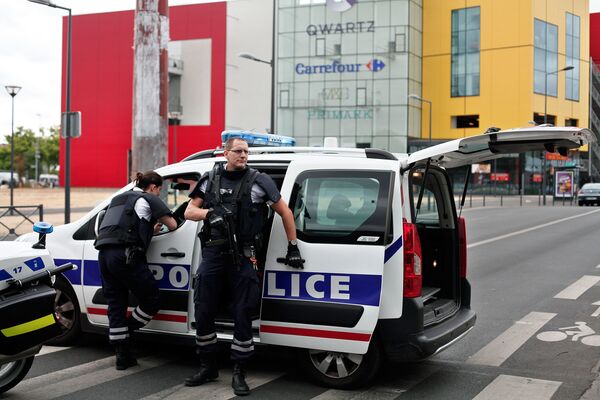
left=0, top=171, right=20, bottom=187
left=577, top=183, right=600, bottom=206
left=39, top=174, right=59, bottom=188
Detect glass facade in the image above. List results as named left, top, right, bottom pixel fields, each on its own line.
left=534, top=18, right=558, bottom=96
left=276, top=0, right=422, bottom=152
left=451, top=7, right=480, bottom=97
left=565, top=12, right=580, bottom=101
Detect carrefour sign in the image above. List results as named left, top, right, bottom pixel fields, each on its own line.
left=295, top=59, right=385, bottom=75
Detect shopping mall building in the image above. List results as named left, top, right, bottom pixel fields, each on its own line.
left=61, top=0, right=592, bottom=190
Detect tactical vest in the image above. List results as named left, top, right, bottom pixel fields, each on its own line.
left=94, top=190, right=157, bottom=250
left=202, top=165, right=267, bottom=247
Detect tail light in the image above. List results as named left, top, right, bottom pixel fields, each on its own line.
left=458, top=216, right=467, bottom=278
left=403, top=219, right=422, bottom=298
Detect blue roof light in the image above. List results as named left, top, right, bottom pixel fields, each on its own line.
left=221, top=131, right=295, bottom=147
left=33, top=222, right=54, bottom=234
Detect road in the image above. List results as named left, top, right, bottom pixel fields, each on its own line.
left=5, top=206, right=600, bottom=399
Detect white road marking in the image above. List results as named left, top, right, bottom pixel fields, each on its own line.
left=592, top=301, right=600, bottom=317
left=467, top=209, right=600, bottom=249
left=472, top=374, right=561, bottom=400
left=37, top=345, right=70, bottom=356
left=139, top=369, right=284, bottom=400
left=310, top=387, right=404, bottom=400
left=554, top=275, right=600, bottom=299
left=595, top=264, right=600, bottom=269
left=18, top=356, right=167, bottom=399
left=468, top=312, right=556, bottom=366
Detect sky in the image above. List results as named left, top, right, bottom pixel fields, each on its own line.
left=1, top=0, right=600, bottom=141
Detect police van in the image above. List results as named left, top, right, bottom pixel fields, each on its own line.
left=14, top=126, right=594, bottom=388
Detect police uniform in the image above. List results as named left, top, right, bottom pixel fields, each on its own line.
left=190, top=165, right=280, bottom=363
left=94, top=187, right=172, bottom=356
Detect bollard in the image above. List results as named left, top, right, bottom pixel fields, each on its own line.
left=483, top=193, right=486, bottom=207
left=500, top=194, right=503, bottom=206
left=469, top=192, right=472, bottom=208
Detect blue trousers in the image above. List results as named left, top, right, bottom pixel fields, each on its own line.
left=98, top=246, right=160, bottom=344
left=193, top=246, right=259, bottom=362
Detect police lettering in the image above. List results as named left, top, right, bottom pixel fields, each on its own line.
left=266, top=272, right=350, bottom=300
left=306, top=20, right=375, bottom=36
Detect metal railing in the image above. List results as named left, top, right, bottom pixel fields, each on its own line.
left=0, top=205, right=44, bottom=240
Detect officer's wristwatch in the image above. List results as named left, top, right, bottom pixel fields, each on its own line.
left=289, top=239, right=298, bottom=246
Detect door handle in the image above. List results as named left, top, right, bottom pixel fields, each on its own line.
left=161, top=252, right=185, bottom=258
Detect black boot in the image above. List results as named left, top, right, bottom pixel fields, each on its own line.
left=115, top=342, right=138, bottom=371
left=184, top=354, right=219, bottom=386
left=232, top=363, right=250, bottom=396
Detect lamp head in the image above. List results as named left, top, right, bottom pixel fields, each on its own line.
left=563, top=65, right=574, bottom=72
left=4, top=85, right=22, bottom=97
left=239, top=52, right=257, bottom=61
left=408, top=94, right=421, bottom=101
left=27, top=0, right=55, bottom=6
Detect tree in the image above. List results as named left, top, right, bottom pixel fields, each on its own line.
left=0, top=126, right=59, bottom=183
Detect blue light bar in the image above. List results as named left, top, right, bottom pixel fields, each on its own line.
left=221, top=131, right=295, bottom=147
left=33, top=222, right=53, bottom=234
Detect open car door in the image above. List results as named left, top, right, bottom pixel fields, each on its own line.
left=408, top=126, right=595, bottom=168
left=259, top=157, right=396, bottom=355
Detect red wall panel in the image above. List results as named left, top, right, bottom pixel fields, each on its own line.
left=592, top=13, right=600, bottom=65
left=60, top=3, right=226, bottom=187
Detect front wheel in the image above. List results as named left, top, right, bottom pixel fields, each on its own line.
left=0, top=356, right=34, bottom=394
left=46, top=276, right=81, bottom=346
left=298, top=336, right=382, bottom=389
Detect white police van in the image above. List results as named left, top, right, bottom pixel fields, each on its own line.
left=15, top=126, right=594, bottom=388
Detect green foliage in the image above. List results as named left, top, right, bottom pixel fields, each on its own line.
left=0, top=126, right=60, bottom=181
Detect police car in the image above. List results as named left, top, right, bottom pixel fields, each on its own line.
left=15, top=126, right=594, bottom=388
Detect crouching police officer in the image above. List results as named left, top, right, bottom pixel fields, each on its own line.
left=95, top=171, right=177, bottom=370
left=184, top=137, right=303, bottom=396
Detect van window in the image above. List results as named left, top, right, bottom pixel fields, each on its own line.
left=290, top=170, right=392, bottom=245
left=409, top=167, right=455, bottom=229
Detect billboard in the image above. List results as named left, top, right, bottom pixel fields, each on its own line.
left=554, top=170, right=574, bottom=198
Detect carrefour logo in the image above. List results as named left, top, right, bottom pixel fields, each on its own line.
left=295, top=59, right=385, bottom=75
left=327, top=0, right=356, bottom=12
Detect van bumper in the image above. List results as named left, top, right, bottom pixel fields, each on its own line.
left=377, top=282, right=476, bottom=362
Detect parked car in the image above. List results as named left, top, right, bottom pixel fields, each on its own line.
left=577, top=183, right=600, bottom=206
left=38, top=174, right=59, bottom=188
left=0, top=171, right=20, bottom=188
left=14, top=126, right=594, bottom=388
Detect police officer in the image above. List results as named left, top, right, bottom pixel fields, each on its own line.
left=95, top=171, right=177, bottom=370
left=184, top=138, right=303, bottom=396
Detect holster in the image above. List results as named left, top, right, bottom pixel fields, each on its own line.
left=125, top=246, right=145, bottom=265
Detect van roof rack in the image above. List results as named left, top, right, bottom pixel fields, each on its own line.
left=182, top=147, right=397, bottom=161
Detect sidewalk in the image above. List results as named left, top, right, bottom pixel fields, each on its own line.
left=0, top=187, right=117, bottom=237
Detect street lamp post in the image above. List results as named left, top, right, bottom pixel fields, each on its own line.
left=4, top=85, right=22, bottom=211
left=28, top=0, right=72, bottom=223
left=408, top=94, right=432, bottom=146
left=541, top=65, right=574, bottom=205
left=239, top=52, right=275, bottom=134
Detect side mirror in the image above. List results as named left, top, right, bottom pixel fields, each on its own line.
left=95, top=209, right=106, bottom=238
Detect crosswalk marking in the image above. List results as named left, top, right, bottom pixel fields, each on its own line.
left=37, top=345, right=70, bottom=356
left=468, top=312, right=556, bottom=366
left=310, top=387, right=404, bottom=399
left=19, top=356, right=167, bottom=400
left=472, top=374, right=561, bottom=400
left=139, top=369, right=284, bottom=400
left=554, top=275, right=600, bottom=299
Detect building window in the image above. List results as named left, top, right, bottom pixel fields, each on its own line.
left=316, top=38, right=325, bottom=56
left=533, top=112, right=556, bottom=126
left=534, top=19, right=558, bottom=96
left=452, top=115, right=479, bottom=129
left=356, top=88, right=367, bottom=106
left=565, top=13, right=580, bottom=101
left=565, top=118, right=578, bottom=127
left=280, top=90, right=290, bottom=108
left=394, top=33, right=406, bottom=53
left=451, top=7, right=480, bottom=97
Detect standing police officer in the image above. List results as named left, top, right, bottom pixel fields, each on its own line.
left=95, top=171, right=177, bottom=370
left=184, top=138, right=303, bottom=396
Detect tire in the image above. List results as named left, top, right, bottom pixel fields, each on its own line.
left=0, top=356, right=34, bottom=394
left=46, top=276, right=81, bottom=346
left=297, top=336, right=382, bottom=389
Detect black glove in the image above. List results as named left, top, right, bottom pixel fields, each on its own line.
left=286, top=242, right=304, bottom=269
left=206, top=208, right=225, bottom=228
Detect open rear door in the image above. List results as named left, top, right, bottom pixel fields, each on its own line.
left=408, top=126, right=595, bottom=168
left=259, top=157, right=396, bottom=354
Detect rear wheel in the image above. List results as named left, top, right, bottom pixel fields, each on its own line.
left=0, top=357, right=34, bottom=394
left=46, top=276, right=81, bottom=346
left=298, top=336, right=382, bottom=389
